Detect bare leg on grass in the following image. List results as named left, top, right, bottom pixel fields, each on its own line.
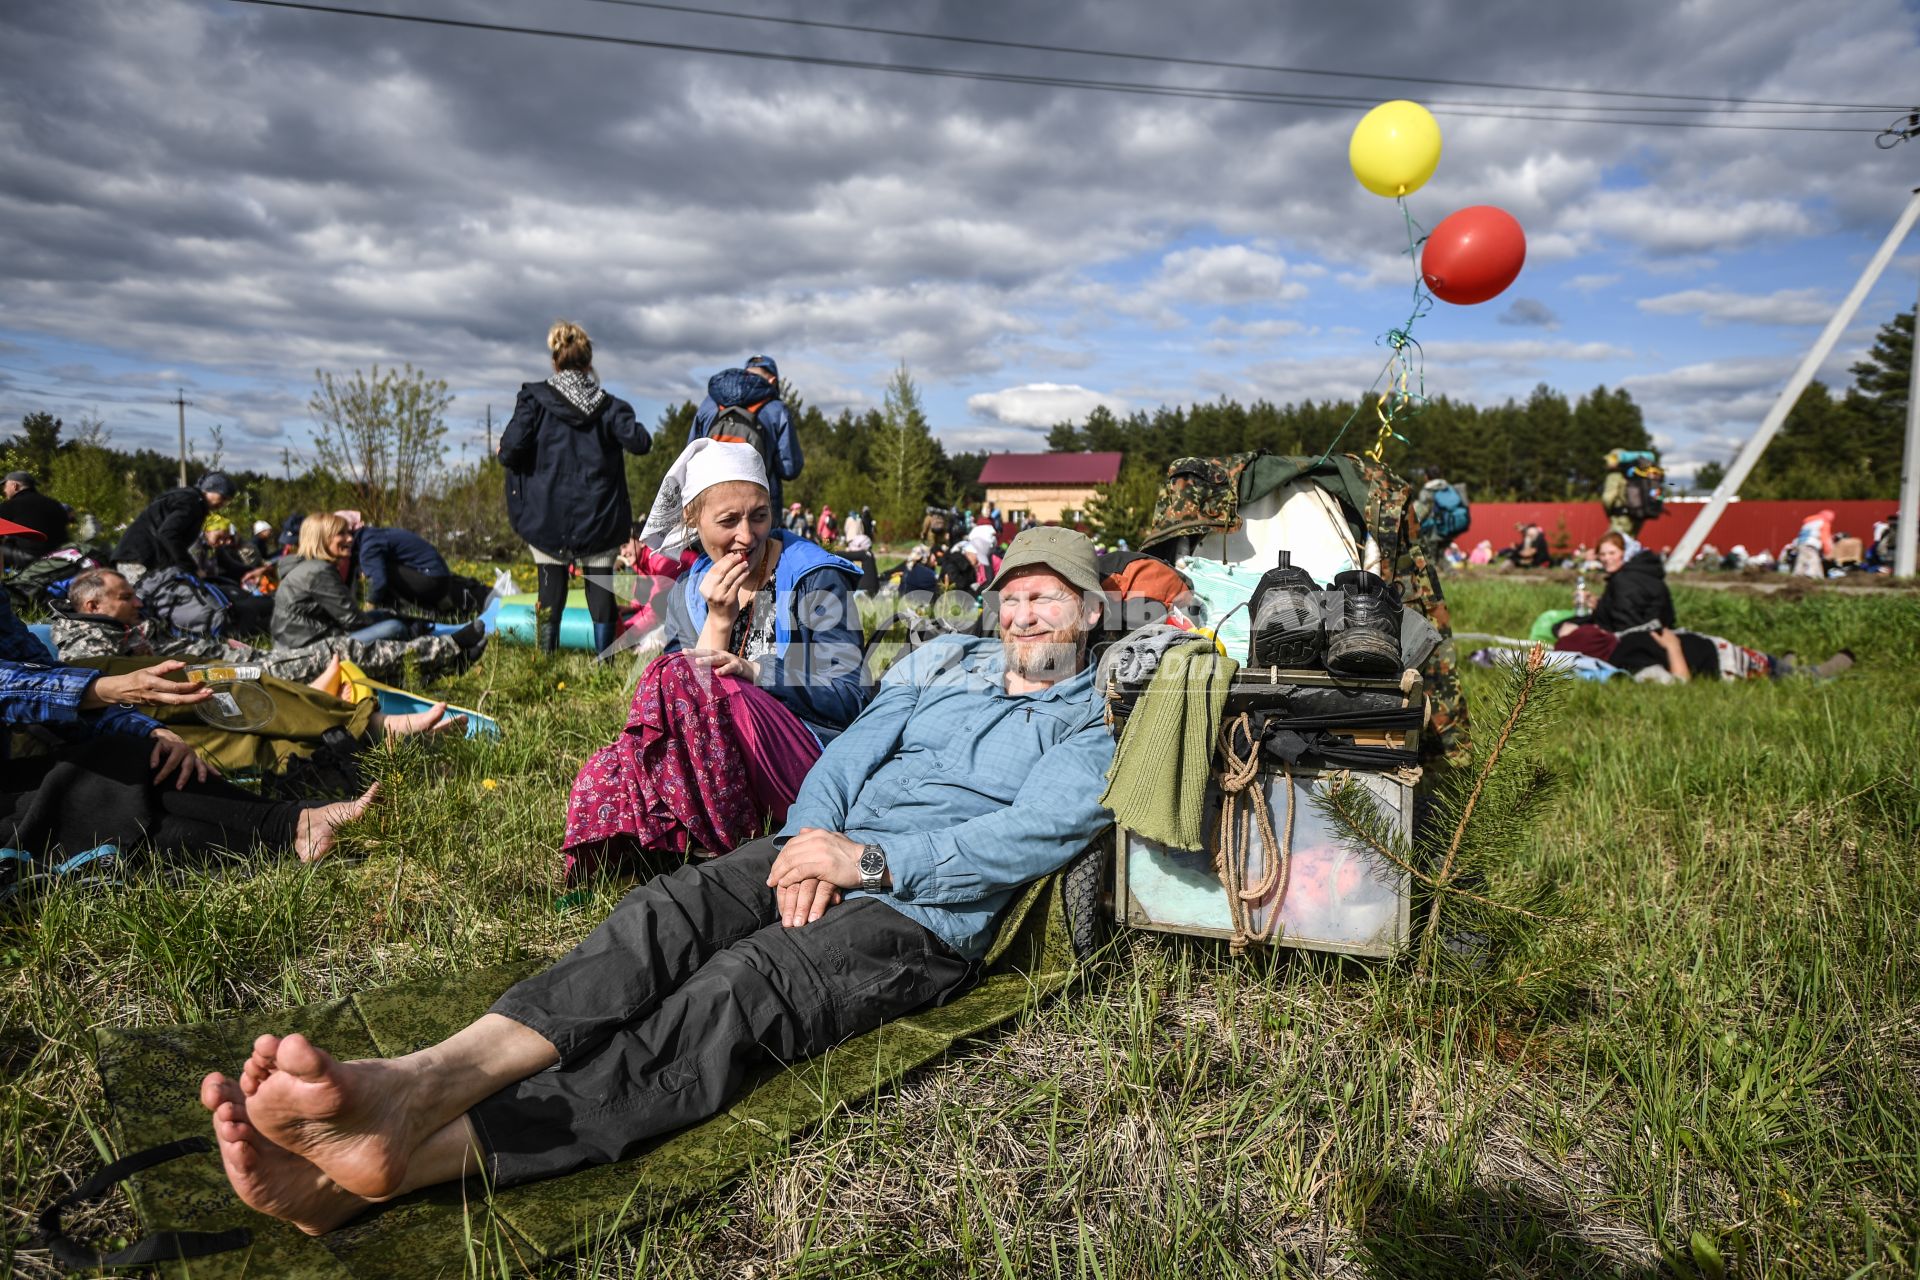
left=207, top=1012, right=559, bottom=1206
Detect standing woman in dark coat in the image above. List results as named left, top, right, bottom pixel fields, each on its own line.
left=498, top=322, right=651, bottom=655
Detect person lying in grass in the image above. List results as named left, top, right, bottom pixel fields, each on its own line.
left=53, top=566, right=483, bottom=686
left=200, top=527, right=1117, bottom=1234
left=1, top=657, right=378, bottom=872
left=561, top=439, right=866, bottom=882
left=71, top=649, right=466, bottom=784
left=1552, top=619, right=1853, bottom=682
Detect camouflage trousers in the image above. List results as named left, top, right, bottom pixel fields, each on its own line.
left=236, top=634, right=463, bottom=685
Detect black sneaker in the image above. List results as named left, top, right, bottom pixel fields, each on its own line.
left=1248, top=550, right=1325, bottom=669
left=1325, top=569, right=1404, bottom=676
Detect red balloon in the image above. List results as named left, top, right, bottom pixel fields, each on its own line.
left=1421, top=205, right=1526, bottom=305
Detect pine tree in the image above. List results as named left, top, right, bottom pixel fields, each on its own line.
left=868, top=363, right=937, bottom=538
left=1312, top=646, right=1598, bottom=1012
left=1082, top=460, right=1161, bottom=547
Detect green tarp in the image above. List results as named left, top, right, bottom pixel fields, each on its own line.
left=92, top=873, right=1075, bottom=1279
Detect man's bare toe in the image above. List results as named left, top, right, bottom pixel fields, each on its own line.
left=240, top=1035, right=282, bottom=1096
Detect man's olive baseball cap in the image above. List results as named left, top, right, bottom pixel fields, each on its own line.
left=987, top=526, right=1103, bottom=598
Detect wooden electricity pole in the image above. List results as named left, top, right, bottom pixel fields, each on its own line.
left=170, top=388, right=193, bottom=487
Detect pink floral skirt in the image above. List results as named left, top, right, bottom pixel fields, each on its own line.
left=562, top=652, right=821, bottom=881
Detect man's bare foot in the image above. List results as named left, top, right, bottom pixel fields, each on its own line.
left=375, top=702, right=450, bottom=738
left=240, top=1032, right=420, bottom=1200
left=293, top=783, right=381, bottom=863
left=201, top=1072, right=371, bottom=1234
left=307, top=654, right=345, bottom=698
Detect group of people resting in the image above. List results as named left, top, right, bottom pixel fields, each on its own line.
left=194, top=437, right=1120, bottom=1235
left=0, top=495, right=492, bottom=883
left=1550, top=530, right=1852, bottom=681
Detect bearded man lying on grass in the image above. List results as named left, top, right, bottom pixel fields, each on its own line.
left=200, top=527, right=1117, bottom=1233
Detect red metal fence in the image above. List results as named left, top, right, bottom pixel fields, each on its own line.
left=1466, top=500, right=1893, bottom=557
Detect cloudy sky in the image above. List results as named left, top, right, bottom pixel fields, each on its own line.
left=3, top=0, right=1919, bottom=483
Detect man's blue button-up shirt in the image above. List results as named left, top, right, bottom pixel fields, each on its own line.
left=778, top=634, right=1116, bottom=960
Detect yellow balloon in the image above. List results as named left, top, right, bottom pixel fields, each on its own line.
left=1349, top=100, right=1443, bottom=198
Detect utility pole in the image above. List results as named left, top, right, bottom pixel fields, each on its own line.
left=485, top=404, right=493, bottom=456
left=1667, top=187, right=1920, bottom=572
left=170, top=388, right=193, bottom=487
left=1897, top=275, right=1920, bottom=577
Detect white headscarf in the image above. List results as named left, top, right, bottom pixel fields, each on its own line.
left=638, top=438, right=769, bottom=555
left=966, top=524, right=995, bottom=561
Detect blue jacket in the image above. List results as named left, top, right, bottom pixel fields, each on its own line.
left=666, top=531, right=865, bottom=743
left=356, top=526, right=449, bottom=606
left=2, top=658, right=164, bottom=761
left=691, top=374, right=803, bottom=510
left=0, top=589, right=52, bottom=665
left=778, top=634, right=1116, bottom=960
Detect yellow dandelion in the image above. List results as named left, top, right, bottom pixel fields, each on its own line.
left=482, top=778, right=500, bottom=790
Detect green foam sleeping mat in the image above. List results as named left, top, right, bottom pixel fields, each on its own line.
left=86, top=873, right=1075, bottom=1279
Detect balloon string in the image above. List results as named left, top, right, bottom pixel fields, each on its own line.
left=1313, top=196, right=1434, bottom=469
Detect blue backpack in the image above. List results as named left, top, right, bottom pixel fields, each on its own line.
left=1423, top=483, right=1471, bottom=540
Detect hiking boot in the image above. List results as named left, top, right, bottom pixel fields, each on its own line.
left=1324, top=569, right=1403, bottom=677
left=1248, top=550, right=1325, bottom=669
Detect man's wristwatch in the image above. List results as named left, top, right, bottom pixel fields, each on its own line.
left=858, top=843, right=888, bottom=892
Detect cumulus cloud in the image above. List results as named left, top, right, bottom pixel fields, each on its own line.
left=1636, top=286, right=1834, bottom=326
left=967, top=382, right=1131, bottom=428
left=1563, top=192, right=1816, bottom=256
left=1, top=0, right=1918, bottom=466
left=1147, top=245, right=1310, bottom=308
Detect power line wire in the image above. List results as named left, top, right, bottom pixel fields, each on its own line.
left=216, top=0, right=1888, bottom=132
left=564, top=0, right=1911, bottom=113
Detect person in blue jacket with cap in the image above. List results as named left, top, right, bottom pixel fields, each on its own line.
left=690, top=355, right=803, bottom=511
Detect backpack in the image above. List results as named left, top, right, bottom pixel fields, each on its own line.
left=926, top=509, right=948, bottom=535
left=135, top=567, right=231, bottom=639
left=707, top=403, right=779, bottom=485
left=1624, top=466, right=1665, bottom=521
left=3, top=543, right=107, bottom=610
left=1421, top=483, right=1470, bottom=540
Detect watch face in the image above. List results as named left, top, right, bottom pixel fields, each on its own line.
left=859, top=845, right=885, bottom=878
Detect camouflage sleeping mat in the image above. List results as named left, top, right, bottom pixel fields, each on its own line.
left=80, top=874, right=1075, bottom=1279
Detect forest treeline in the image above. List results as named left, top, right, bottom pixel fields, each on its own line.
left=3, top=311, right=1907, bottom=554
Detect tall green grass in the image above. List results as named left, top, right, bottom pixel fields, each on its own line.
left=3, top=577, right=1917, bottom=1277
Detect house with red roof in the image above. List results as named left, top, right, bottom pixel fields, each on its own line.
left=976, top=452, right=1124, bottom=525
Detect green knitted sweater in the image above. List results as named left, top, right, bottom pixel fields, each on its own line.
left=1099, top=638, right=1238, bottom=851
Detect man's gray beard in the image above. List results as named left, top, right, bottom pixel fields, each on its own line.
left=1004, top=637, right=1083, bottom=682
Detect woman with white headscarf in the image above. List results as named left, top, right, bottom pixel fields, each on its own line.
left=561, top=439, right=867, bottom=881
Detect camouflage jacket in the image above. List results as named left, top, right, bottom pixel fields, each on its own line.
left=1353, top=456, right=1470, bottom=771
left=49, top=610, right=239, bottom=665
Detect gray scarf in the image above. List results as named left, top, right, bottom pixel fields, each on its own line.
left=548, top=368, right=604, bottom=415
